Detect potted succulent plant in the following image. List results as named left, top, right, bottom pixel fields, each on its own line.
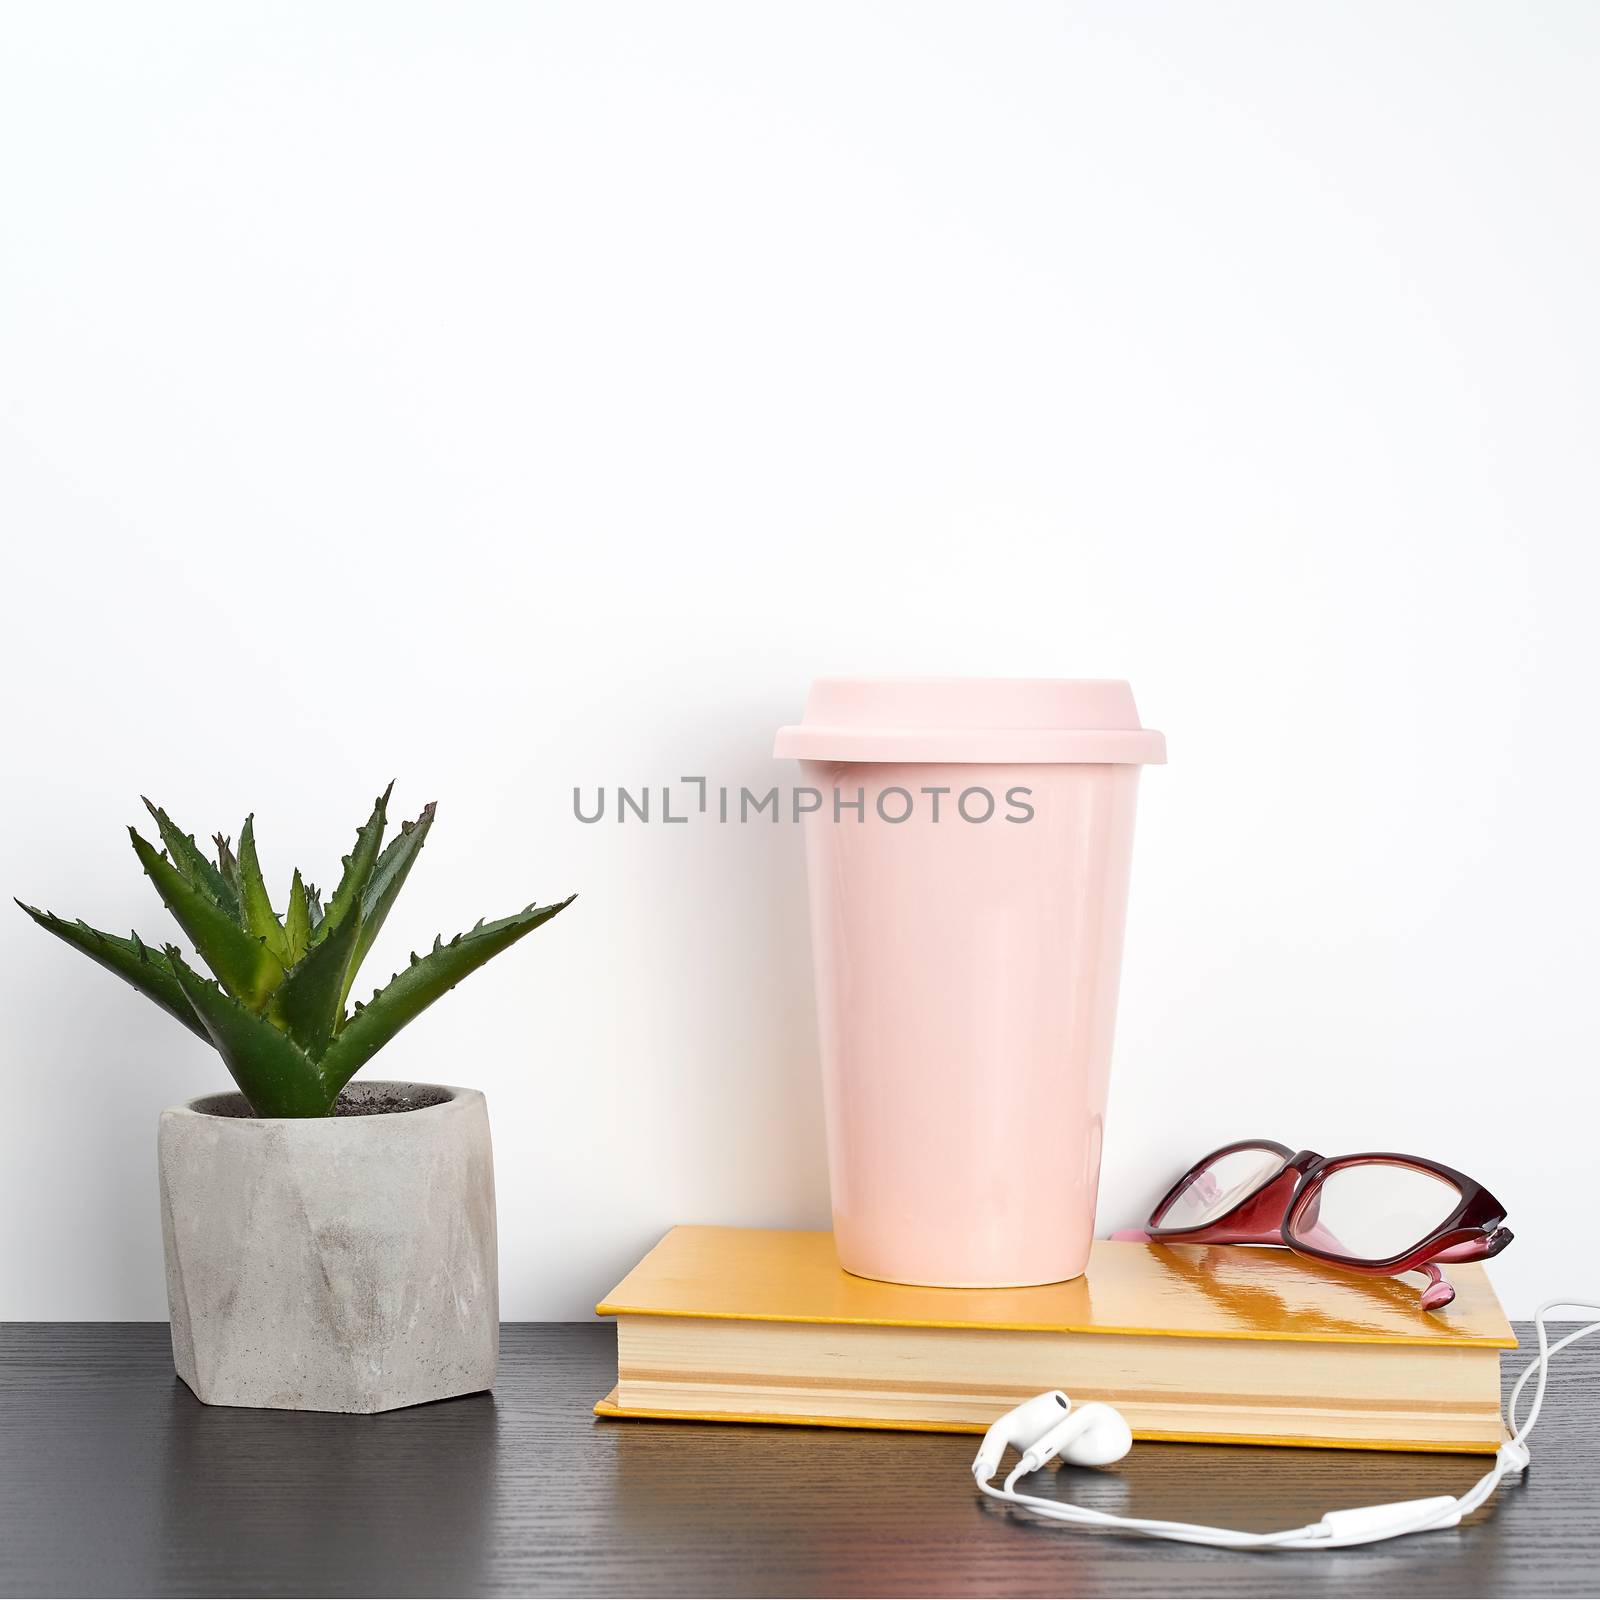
left=17, top=786, right=574, bottom=1414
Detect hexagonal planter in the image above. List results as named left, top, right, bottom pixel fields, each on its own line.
left=158, top=1080, right=497, bottom=1413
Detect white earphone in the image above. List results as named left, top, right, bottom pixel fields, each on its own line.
left=973, top=1298, right=1599, bottom=1551
left=974, top=1391, right=1134, bottom=1482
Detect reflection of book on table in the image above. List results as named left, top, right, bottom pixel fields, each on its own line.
left=595, top=1227, right=1515, bottom=1453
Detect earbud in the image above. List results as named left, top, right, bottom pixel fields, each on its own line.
left=970, top=1300, right=1600, bottom=1551
left=972, top=1391, right=1070, bottom=1481
left=1020, top=1402, right=1134, bottom=1471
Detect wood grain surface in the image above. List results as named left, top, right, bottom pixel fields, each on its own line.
left=1, top=1321, right=1595, bottom=1597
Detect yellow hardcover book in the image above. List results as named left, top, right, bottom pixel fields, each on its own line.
left=594, top=1226, right=1516, bottom=1453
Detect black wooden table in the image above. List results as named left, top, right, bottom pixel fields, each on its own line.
left=1, top=1322, right=1595, bottom=1597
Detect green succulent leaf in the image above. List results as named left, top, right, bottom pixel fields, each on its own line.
left=167, top=947, right=332, bottom=1117
left=237, top=815, right=289, bottom=962
left=27, top=787, right=575, bottom=1115
left=271, top=900, right=362, bottom=1060
left=129, top=828, right=284, bottom=1008
left=284, top=869, right=312, bottom=966
left=213, top=834, right=244, bottom=903
left=319, top=894, right=576, bottom=1097
left=314, top=784, right=392, bottom=949
left=15, top=902, right=207, bottom=1040
left=141, top=799, right=240, bottom=922
left=344, top=800, right=435, bottom=1007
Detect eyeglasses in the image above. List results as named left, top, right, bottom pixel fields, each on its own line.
left=1132, top=1140, right=1513, bottom=1309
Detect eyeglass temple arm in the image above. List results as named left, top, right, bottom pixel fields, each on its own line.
left=1411, top=1231, right=1510, bottom=1310
left=1418, top=1262, right=1455, bottom=1310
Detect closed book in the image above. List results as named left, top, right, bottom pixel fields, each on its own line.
left=595, top=1226, right=1514, bottom=1453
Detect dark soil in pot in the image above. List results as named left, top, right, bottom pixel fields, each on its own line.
left=328, top=1086, right=445, bottom=1116
left=191, top=1083, right=452, bottom=1118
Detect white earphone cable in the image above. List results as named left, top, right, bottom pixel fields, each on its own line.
left=976, top=1298, right=1600, bottom=1551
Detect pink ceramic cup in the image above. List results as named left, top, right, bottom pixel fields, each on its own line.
left=775, top=679, right=1165, bottom=1288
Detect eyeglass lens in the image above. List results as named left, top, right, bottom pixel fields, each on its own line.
left=1289, top=1160, right=1463, bottom=1260
left=1153, top=1145, right=1288, bottom=1230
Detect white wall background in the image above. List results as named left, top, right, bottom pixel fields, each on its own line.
left=2, top=1, right=1595, bottom=1321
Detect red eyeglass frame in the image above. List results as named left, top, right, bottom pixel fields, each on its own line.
left=1140, top=1139, right=1513, bottom=1310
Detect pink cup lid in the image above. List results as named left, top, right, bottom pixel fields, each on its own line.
left=774, top=678, right=1166, bottom=764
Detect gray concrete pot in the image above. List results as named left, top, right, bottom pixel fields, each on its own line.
left=158, top=1080, right=497, bottom=1414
